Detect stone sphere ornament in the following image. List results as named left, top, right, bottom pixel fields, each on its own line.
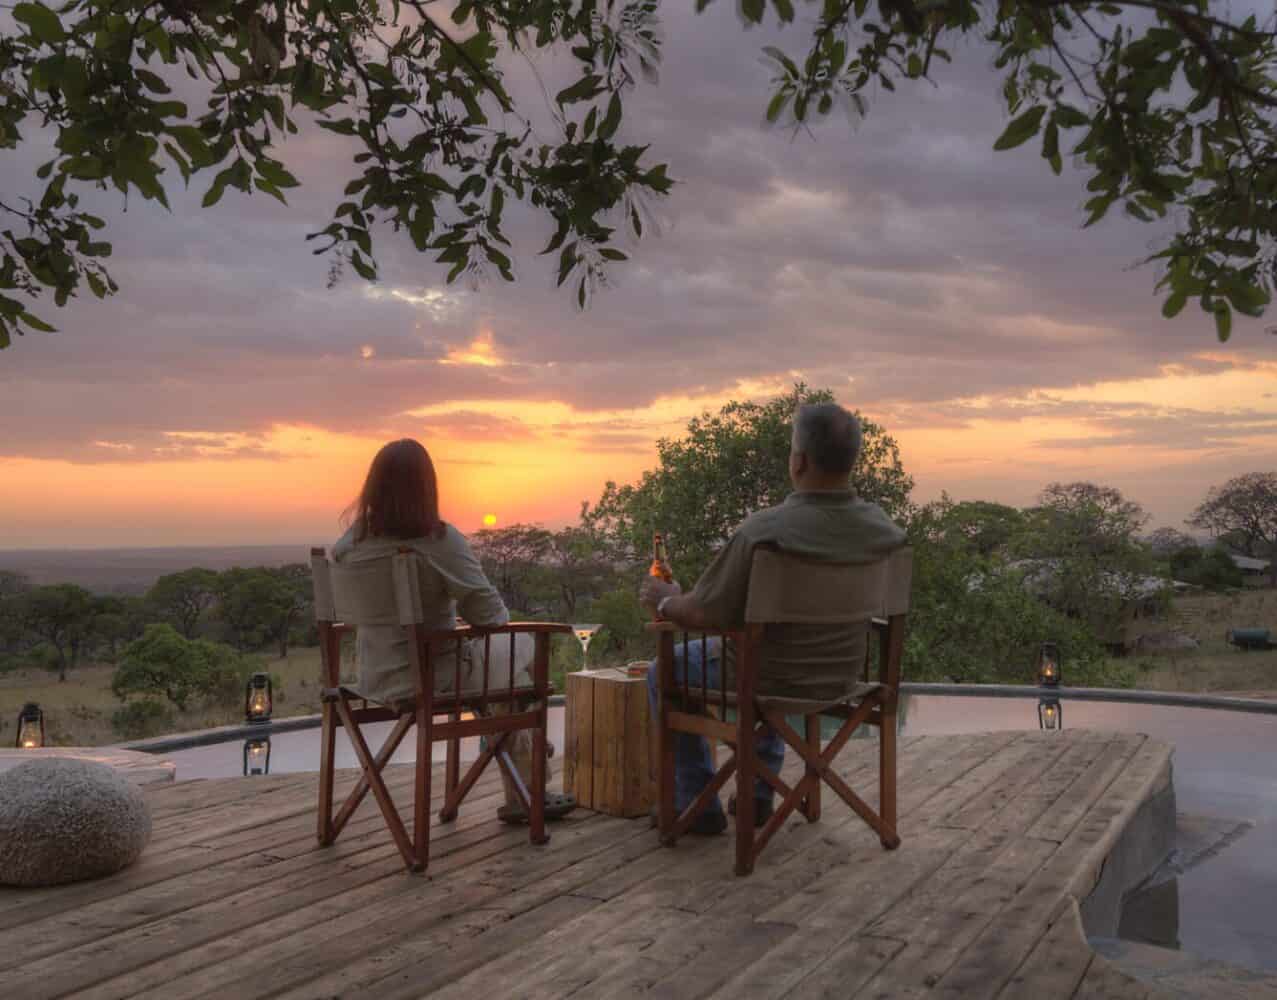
left=0, top=758, right=152, bottom=887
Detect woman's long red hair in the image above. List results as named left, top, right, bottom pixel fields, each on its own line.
left=344, top=439, right=445, bottom=541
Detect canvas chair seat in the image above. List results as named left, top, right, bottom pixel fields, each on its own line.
left=669, top=680, right=884, bottom=717
left=652, top=546, right=912, bottom=876
left=311, top=546, right=571, bottom=874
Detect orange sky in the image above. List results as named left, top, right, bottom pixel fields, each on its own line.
left=7, top=350, right=1277, bottom=548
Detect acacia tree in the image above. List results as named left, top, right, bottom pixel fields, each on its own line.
left=17, top=582, right=95, bottom=680
left=470, top=523, right=554, bottom=611
left=584, top=384, right=913, bottom=580
left=113, top=622, right=249, bottom=711
left=2, top=1, right=1274, bottom=347
left=1016, top=481, right=1156, bottom=643
left=147, top=567, right=219, bottom=638
left=1189, top=471, right=1277, bottom=583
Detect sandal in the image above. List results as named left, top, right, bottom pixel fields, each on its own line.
left=497, top=792, right=577, bottom=825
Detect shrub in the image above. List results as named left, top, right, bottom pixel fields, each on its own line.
left=112, top=700, right=175, bottom=740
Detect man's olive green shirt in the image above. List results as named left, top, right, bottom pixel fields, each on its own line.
left=689, top=490, right=907, bottom=702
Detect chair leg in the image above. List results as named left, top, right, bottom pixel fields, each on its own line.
left=317, top=701, right=336, bottom=846
left=530, top=705, right=549, bottom=846
left=657, top=635, right=677, bottom=847
left=413, top=702, right=431, bottom=872
left=880, top=702, right=900, bottom=850
left=440, top=711, right=460, bottom=823
left=802, top=714, right=822, bottom=823
left=735, top=709, right=756, bottom=877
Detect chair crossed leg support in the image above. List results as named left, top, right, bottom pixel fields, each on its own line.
left=318, top=686, right=550, bottom=873
left=659, top=691, right=900, bottom=876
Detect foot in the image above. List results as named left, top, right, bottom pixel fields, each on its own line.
left=648, top=805, right=728, bottom=836
left=689, top=809, right=728, bottom=836
left=497, top=792, right=577, bottom=825
left=727, top=795, right=774, bottom=829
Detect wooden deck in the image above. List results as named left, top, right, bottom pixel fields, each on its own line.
left=0, top=729, right=1174, bottom=1000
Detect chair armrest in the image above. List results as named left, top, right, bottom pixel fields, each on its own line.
left=449, top=620, right=569, bottom=638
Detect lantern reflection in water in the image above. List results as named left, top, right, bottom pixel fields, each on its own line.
left=15, top=702, right=44, bottom=748
left=1038, top=697, right=1063, bottom=731
left=243, top=737, right=271, bottom=776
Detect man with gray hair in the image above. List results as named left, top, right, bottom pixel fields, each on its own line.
left=640, top=402, right=906, bottom=834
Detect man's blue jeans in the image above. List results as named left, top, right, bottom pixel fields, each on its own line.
left=647, top=638, right=785, bottom=815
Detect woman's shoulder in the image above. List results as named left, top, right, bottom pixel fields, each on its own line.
left=403, top=522, right=469, bottom=552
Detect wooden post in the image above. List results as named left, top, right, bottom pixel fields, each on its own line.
left=564, top=668, right=654, bottom=818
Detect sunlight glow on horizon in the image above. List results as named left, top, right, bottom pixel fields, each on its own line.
left=7, top=361, right=1277, bottom=548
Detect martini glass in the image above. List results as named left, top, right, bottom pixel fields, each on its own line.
left=572, top=623, right=603, bottom=671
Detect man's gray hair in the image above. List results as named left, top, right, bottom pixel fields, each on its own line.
left=793, top=403, right=862, bottom=476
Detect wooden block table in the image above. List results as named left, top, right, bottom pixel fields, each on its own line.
left=564, top=667, right=654, bottom=817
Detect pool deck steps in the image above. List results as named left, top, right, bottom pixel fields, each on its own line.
left=0, top=729, right=1180, bottom=999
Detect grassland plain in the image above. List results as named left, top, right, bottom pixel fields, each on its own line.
left=0, top=632, right=596, bottom=747
left=4, top=591, right=1276, bottom=747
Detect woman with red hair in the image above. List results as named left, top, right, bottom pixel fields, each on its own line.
left=334, top=439, right=573, bottom=823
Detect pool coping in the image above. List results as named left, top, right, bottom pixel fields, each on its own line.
left=116, top=682, right=1277, bottom=754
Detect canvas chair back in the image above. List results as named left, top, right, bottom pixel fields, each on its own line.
left=311, top=549, right=425, bottom=627
left=744, top=546, right=912, bottom=625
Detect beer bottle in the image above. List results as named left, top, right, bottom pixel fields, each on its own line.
left=649, top=531, right=673, bottom=584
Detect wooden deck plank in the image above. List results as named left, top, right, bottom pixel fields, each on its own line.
left=994, top=900, right=1095, bottom=1000
left=0, top=731, right=1173, bottom=1000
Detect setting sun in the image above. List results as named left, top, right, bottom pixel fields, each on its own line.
left=482, top=513, right=497, bottom=527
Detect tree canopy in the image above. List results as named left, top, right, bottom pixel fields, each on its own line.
left=2, top=0, right=1274, bottom=347
left=584, top=383, right=913, bottom=579
left=1189, top=471, right=1277, bottom=579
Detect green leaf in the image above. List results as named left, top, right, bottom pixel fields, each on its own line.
left=350, top=251, right=377, bottom=281
left=13, top=3, right=65, bottom=44
left=1161, top=288, right=1187, bottom=318
left=202, top=176, right=227, bottom=208
left=771, top=0, right=795, bottom=21
left=993, top=106, right=1047, bottom=151
left=741, top=0, right=765, bottom=23
left=1041, top=120, right=1061, bottom=175
left=555, top=75, right=602, bottom=106
left=1213, top=303, right=1232, bottom=342
left=599, top=93, right=622, bottom=140
left=599, top=248, right=627, bottom=261
left=766, top=91, right=789, bottom=123
left=17, top=310, right=57, bottom=332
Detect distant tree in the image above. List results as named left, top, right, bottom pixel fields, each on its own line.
left=1017, top=482, right=1157, bottom=644
left=1145, top=527, right=1198, bottom=557
left=586, top=586, right=649, bottom=657
left=584, top=384, right=913, bottom=581
left=0, top=570, right=30, bottom=600
left=471, top=524, right=554, bottom=612
left=906, top=498, right=1106, bottom=684
left=147, top=567, right=219, bottom=638
left=0, top=571, right=30, bottom=658
left=215, top=567, right=295, bottom=652
left=1189, top=473, right=1277, bottom=584
left=1169, top=546, right=1243, bottom=591
left=935, top=499, right=1025, bottom=557
left=267, top=564, right=313, bottom=658
left=91, top=594, right=149, bottom=660
left=18, top=583, right=95, bottom=680
left=112, top=623, right=251, bottom=712
left=546, top=520, right=615, bottom=620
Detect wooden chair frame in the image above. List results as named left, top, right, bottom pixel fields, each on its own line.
left=311, top=547, right=571, bottom=873
left=651, top=547, right=912, bottom=876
